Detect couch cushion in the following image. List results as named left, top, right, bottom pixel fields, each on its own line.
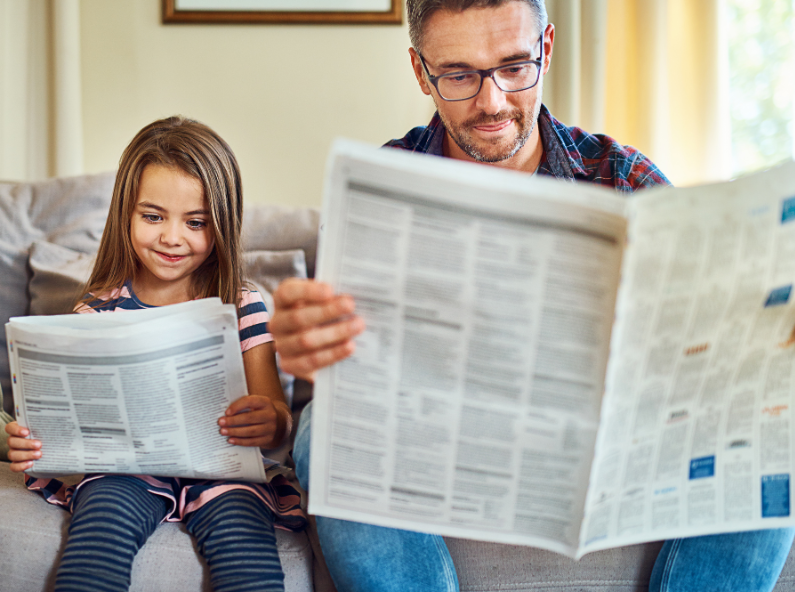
left=0, top=462, right=313, bottom=591
left=0, top=173, right=114, bottom=416
left=242, top=206, right=320, bottom=278
left=444, top=534, right=795, bottom=591
left=28, top=241, right=96, bottom=316
left=244, top=249, right=308, bottom=316
left=447, top=536, right=661, bottom=591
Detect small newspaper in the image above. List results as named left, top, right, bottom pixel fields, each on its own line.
left=308, top=138, right=795, bottom=558
left=6, top=298, right=270, bottom=483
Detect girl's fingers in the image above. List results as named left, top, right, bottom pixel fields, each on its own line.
left=7, top=436, right=41, bottom=451
left=8, top=448, right=41, bottom=463
left=9, top=460, right=35, bottom=473
left=221, top=408, right=275, bottom=429
left=223, top=422, right=275, bottom=440
left=4, top=421, right=29, bottom=438
left=223, top=395, right=270, bottom=417
left=219, top=397, right=291, bottom=445
left=7, top=427, right=43, bottom=471
left=227, top=435, right=273, bottom=448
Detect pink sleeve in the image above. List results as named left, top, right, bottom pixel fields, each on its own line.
left=238, top=289, right=272, bottom=353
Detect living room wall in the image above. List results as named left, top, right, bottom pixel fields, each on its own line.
left=4, top=1, right=737, bottom=205
left=79, top=0, right=433, bottom=207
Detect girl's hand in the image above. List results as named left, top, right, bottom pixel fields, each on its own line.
left=218, top=395, right=291, bottom=449
left=5, top=421, right=42, bottom=473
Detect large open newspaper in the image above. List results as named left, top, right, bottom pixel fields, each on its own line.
left=308, top=139, right=795, bottom=558
left=6, top=299, right=271, bottom=483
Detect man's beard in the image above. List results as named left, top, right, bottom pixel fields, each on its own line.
left=439, top=100, right=541, bottom=163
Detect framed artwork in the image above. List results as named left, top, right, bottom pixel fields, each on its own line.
left=162, top=0, right=402, bottom=24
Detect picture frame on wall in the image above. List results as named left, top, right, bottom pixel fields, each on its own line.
left=162, top=0, right=402, bottom=24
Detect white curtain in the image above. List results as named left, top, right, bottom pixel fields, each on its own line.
left=544, top=0, right=731, bottom=186
left=544, top=0, right=609, bottom=135
left=0, top=0, right=84, bottom=181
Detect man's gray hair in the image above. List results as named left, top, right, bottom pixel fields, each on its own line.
left=407, top=0, right=548, bottom=53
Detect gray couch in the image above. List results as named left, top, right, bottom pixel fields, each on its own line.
left=2, top=173, right=795, bottom=591
left=0, top=172, right=330, bottom=591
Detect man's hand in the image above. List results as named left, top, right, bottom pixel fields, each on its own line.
left=270, top=278, right=365, bottom=382
left=5, top=421, right=42, bottom=473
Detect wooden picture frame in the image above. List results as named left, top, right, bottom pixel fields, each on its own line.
left=162, top=0, right=402, bottom=24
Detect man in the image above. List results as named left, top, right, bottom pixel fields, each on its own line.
left=270, top=1, right=795, bottom=590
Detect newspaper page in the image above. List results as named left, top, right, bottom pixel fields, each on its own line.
left=581, top=161, right=795, bottom=556
left=6, top=298, right=269, bottom=483
left=309, top=139, right=629, bottom=556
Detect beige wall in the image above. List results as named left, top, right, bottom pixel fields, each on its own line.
left=79, top=0, right=433, bottom=206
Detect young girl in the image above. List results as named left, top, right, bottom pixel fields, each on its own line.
left=4, top=116, right=305, bottom=592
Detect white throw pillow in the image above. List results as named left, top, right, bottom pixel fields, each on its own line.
left=28, top=241, right=96, bottom=316
left=243, top=249, right=308, bottom=315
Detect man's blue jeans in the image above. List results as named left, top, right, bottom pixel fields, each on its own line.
left=294, top=402, right=794, bottom=592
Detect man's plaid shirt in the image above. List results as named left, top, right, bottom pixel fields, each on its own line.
left=384, top=104, right=671, bottom=192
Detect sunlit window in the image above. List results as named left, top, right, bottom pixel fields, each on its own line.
left=727, top=0, right=795, bottom=176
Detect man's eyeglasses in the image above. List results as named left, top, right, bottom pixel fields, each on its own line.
left=418, top=34, right=544, bottom=102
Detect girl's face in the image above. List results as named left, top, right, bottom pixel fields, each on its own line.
left=130, top=164, right=215, bottom=303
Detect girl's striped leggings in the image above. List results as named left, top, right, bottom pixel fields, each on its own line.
left=53, top=475, right=285, bottom=592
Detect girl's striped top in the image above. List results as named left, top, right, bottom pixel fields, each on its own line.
left=76, top=280, right=273, bottom=353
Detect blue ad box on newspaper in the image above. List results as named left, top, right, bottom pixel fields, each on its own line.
left=762, top=474, right=791, bottom=518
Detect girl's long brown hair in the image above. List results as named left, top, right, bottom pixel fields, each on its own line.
left=79, top=116, right=244, bottom=307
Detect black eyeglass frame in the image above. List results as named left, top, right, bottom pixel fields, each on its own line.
left=418, top=33, right=545, bottom=102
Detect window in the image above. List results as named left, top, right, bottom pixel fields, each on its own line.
left=727, top=0, right=795, bottom=176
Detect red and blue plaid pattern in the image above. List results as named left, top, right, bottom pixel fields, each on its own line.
left=384, top=104, right=671, bottom=192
